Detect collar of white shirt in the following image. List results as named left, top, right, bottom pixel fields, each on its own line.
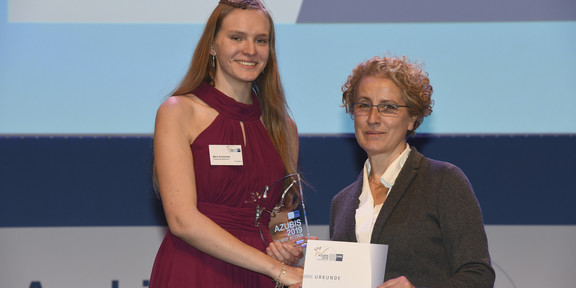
left=355, top=144, right=412, bottom=243
left=364, top=144, right=412, bottom=190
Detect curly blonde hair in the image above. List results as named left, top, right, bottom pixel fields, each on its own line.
left=342, top=55, right=434, bottom=136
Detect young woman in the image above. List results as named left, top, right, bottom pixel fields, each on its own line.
left=150, top=1, right=302, bottom=287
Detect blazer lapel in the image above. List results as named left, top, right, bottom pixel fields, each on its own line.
left=370, top=148, right=424, bottom=243
left=343, top=173, right=363, bottom=242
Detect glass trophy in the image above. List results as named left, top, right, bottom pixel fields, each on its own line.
left=248, top=173, right=311, bottom=247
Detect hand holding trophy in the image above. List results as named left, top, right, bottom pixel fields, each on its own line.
left=246, top=173, right=311, bottom=248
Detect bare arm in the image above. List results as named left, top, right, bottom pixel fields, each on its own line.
left=154, top=97, right=302, bottom=285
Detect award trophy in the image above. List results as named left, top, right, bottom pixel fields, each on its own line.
left=247, top=173, right=310, bottom=247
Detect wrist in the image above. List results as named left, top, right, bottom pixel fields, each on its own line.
left=274, top=262, right=287, bottom=288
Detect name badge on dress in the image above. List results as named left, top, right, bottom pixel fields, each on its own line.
left=209, top=145, right=243, bottom=166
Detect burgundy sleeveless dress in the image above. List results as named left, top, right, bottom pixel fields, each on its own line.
left=149, top=82, right=286, bottom=287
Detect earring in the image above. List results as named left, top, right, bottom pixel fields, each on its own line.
left=211, top=54, right=216, bottom=68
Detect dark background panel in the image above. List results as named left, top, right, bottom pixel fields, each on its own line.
left=1, top=134, right=575, bottom=227
left=0, top=136, right=164, bottom=227
left=299, top=134, right=576, bottom=225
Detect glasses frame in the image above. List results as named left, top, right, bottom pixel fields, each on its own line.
left=352, top=102, right=409, bottom=116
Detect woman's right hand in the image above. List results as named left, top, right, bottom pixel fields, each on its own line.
left=266, top=236, right=319, bottom=265
left=266, top=241, right=303, bottom=266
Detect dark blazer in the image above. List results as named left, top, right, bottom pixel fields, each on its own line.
left=330, top=148, right=495, bottom=288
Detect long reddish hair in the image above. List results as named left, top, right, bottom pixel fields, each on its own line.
left=170, top=1, right=296, bottom=174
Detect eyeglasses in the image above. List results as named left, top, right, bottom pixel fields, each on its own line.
left=245, top=173, right=302, bottom=245
left=352, top=102, right=409, bottom=116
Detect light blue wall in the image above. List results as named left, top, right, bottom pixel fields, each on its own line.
left=1, top=0, right=575, bottom=134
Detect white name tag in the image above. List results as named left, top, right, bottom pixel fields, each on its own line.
left=209, top=145, right=243, bottom=166
left=303, top=240, right=388, bottom=288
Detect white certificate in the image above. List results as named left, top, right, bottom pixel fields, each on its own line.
left=302, top=240, right=388, bottom=288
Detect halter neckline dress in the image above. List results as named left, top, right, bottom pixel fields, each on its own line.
left=150, top=82, right=286, bottom=287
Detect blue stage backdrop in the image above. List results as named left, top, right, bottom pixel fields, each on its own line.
left=2, top=134, right=575, bottom=228
left=2, top=0, right=576, bottom=287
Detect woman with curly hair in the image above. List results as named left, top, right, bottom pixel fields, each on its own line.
left=330, top=56, right=495, bottom=288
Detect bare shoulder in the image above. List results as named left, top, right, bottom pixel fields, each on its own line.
left=155, top=94, right=217, bottom=142
left=156, top=94, right=208, bottom=119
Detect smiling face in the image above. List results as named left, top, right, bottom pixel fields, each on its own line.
left=354, top=76, right=416, bottom=159
left=211, top=8, right=270, bottom=87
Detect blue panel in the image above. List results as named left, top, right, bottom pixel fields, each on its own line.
left=0, top=136, right=165, bottom=227
left=410, top=134, right=576, bottom=225
left=299, top=134, right=576, bottom=225
left=1, top=134, right=575, bottom=227
left=2, top=6, right=575, bottom=135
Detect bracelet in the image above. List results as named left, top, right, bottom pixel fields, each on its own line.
left=274, top=262, right=287, bottom=288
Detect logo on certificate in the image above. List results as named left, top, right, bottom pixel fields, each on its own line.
left=312, top=245, right=344, bottom=262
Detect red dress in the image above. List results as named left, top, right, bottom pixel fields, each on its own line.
left=150, top=82, right=286, bottom=287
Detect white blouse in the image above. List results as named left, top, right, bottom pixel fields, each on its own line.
left=355, top=145, right=411, bottom=243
